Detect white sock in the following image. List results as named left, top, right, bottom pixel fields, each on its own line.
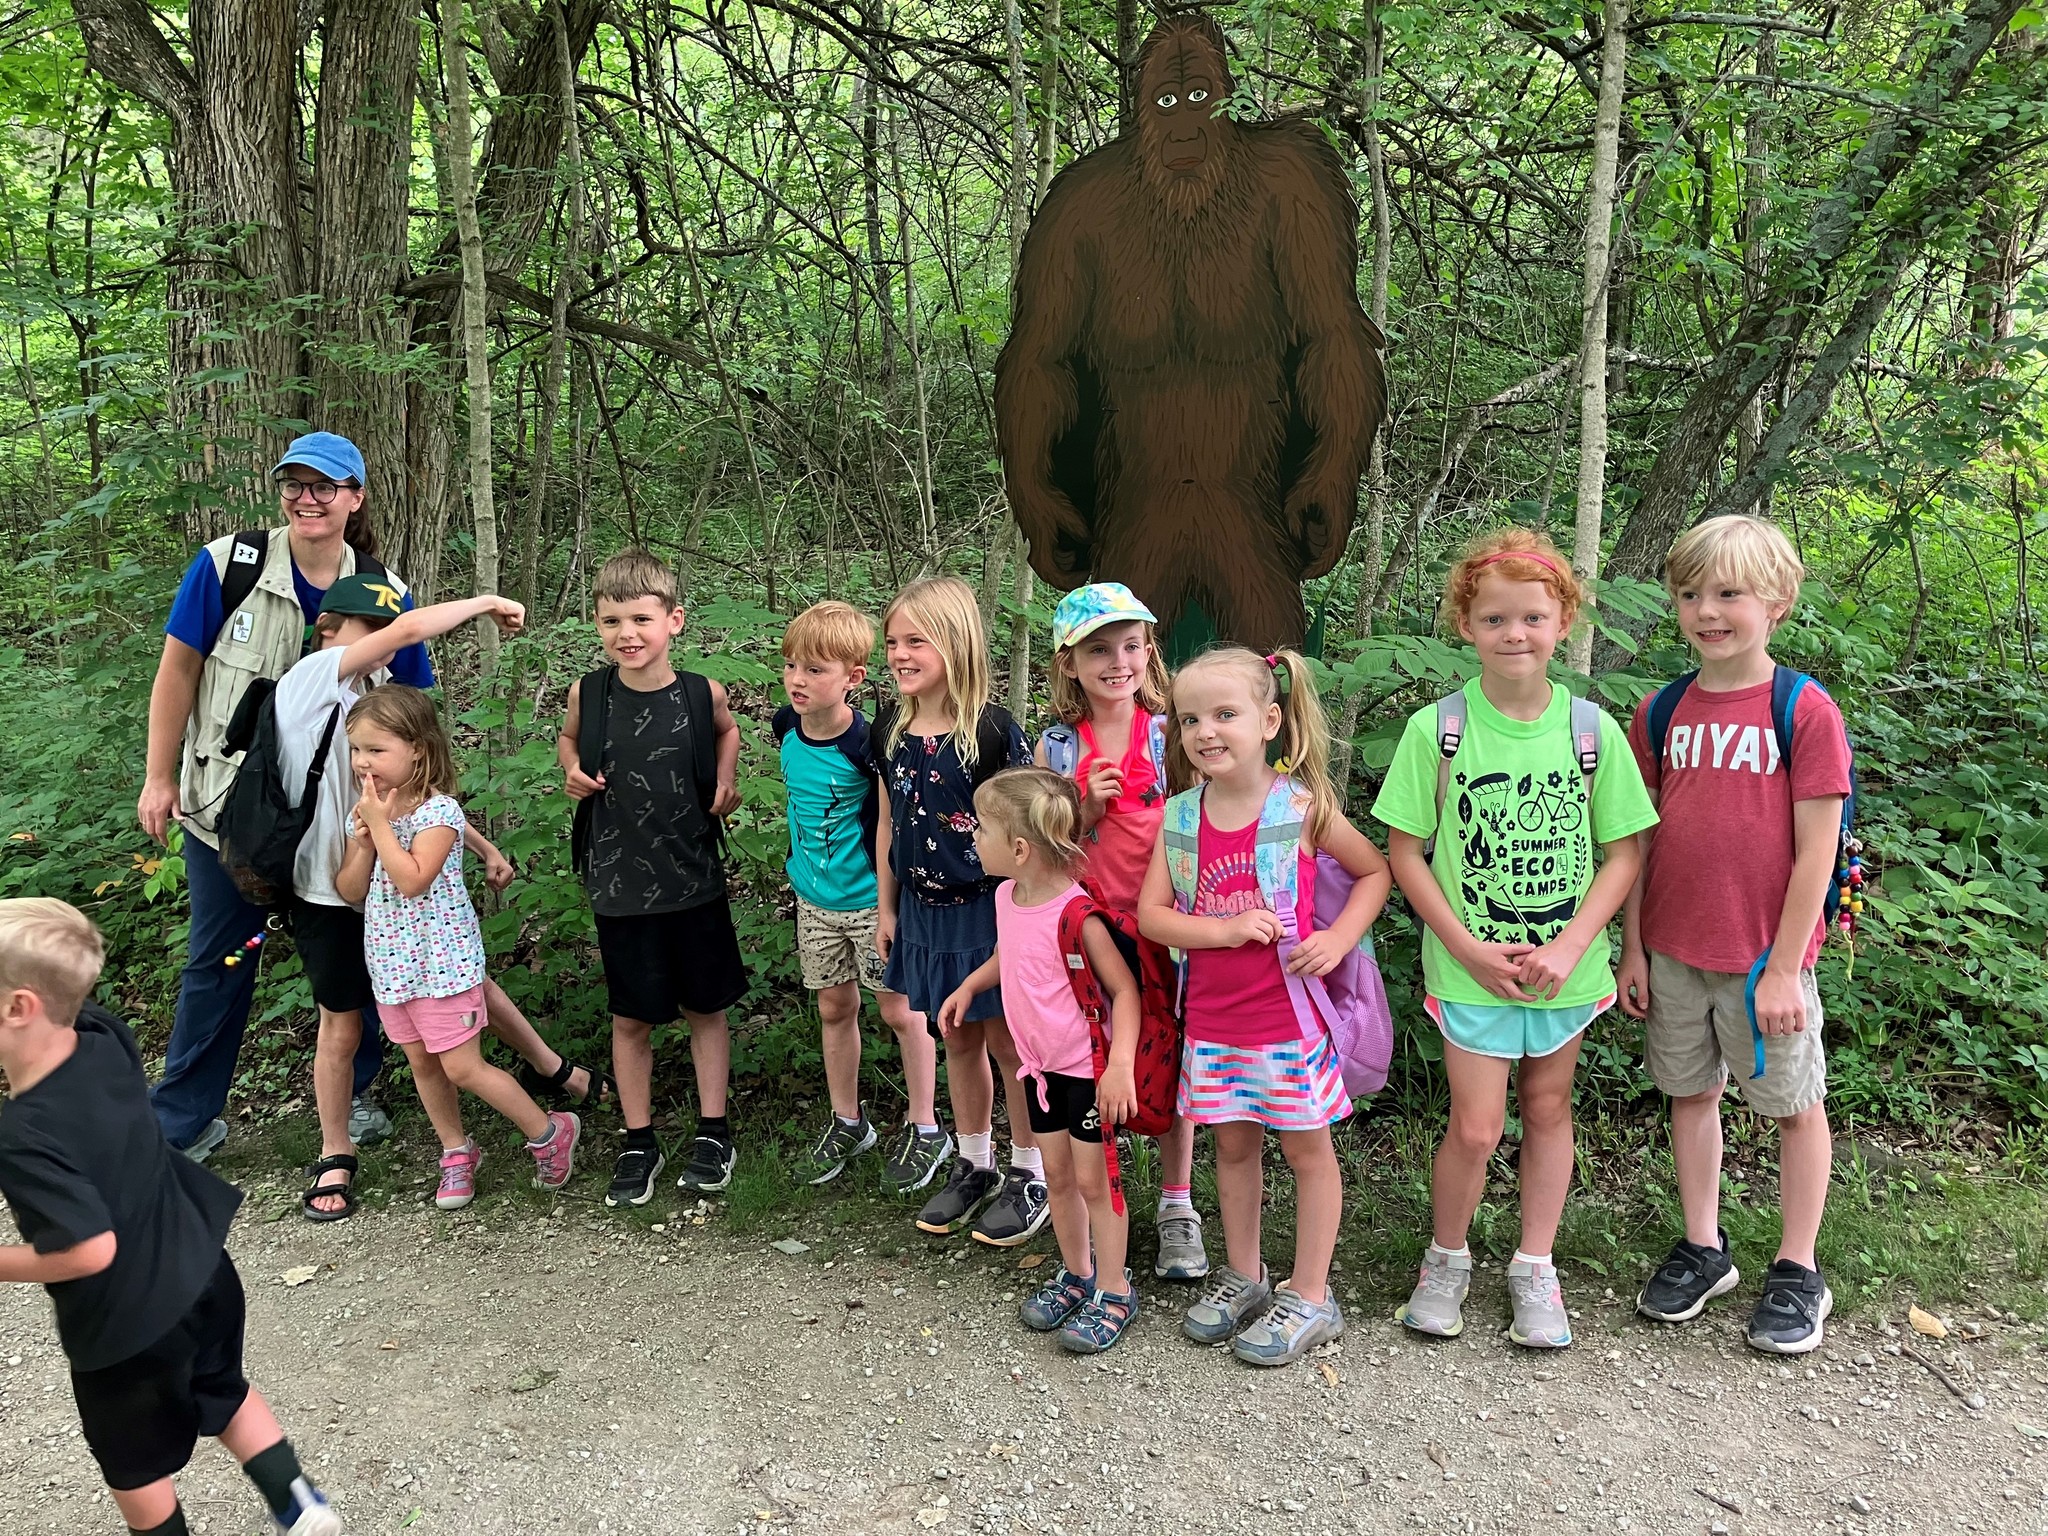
left=1011, top=1145, right=1044, bottom=1177
left=1157, top=1189, right=1195, bottom=1215
left=914, top=1122, right=940, bottom=1136
left=1512, top=1249, right=1553, bottom=1269
left=959, top=1131, right=994, bottom=1169
left=1429, top=1242, right=1470, bottom=1260
left=835, top=1112, right=863, bottom=1128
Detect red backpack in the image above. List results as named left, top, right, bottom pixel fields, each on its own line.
left=1056, top=892, right=1182, bottom=1214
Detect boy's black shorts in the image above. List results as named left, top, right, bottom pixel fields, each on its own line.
left=1023, top=1071, right=1103, bottom=1143
left=71, top=1252, right=250, bottom=1491
left=289, top=898, right=376, bottom=1014
left=595, top=895, right=749, bottom=1025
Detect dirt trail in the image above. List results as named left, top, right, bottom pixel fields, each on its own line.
left=2, top=1184, right=2044, bottom=1536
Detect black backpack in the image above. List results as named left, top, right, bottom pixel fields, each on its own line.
left=772, top=704, right=880, bottom=869
left=569, top=665, right=722, bottom=876
left=214, top=680, right=341, bottom=907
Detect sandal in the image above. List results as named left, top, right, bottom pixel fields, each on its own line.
left=1019, top=1264, right=1094, bottom=1332
left=301, top=1154, right=359, bottom=1223
left=1058, top=1274, right=1140, bottom=1354
left=518, top=1057, right=614, bottom=1109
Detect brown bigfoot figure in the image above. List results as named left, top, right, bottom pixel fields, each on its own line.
left=994, top=13, right=1387, bottom=653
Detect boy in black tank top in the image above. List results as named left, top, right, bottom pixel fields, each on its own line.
left=559, top=551, right=745, bottom=1210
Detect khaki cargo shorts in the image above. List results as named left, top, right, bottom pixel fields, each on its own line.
left=1644, top=951, right=1827, bottom=1118
left=796, top=899, right=888, bottom=993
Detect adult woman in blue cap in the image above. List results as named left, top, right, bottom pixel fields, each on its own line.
left=138, top=432, right=433, bottom=1158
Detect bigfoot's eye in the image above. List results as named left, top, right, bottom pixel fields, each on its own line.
left=1188, top=89, right=1209, bottom=103
left=1156, top=93, right=1177, bottom=108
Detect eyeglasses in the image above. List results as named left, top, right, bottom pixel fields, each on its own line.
left=278, top=478, right=354, bottom=504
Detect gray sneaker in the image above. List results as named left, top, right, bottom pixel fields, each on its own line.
left=1396, top=1245, right=1472, bottom=1338
left=970, top=1167, right=1051, bottom=1247
left=882, top=1124, right=954, bottom=1193
left=1232, top=1285, right=1344, bottom=1366
left=807, top=1114, right=878, bottom=1185
left=180, top=1118, right=228, bottom=1164
left=1506, top=1258, right=1572, bottom=1348
left=1182, top=1264, right=1272, bottom=1344
left=1153, top=1207, right=1210, bottom=1281
left=348, top=1096, right=393, bottom=1148
left=915, top=1157, right=1002, bottom=1235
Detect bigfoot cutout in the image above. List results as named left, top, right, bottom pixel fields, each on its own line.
left=994, top=13, right=1386, bottom=653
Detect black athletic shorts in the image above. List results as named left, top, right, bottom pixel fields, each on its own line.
left=290, top=898, right=375, bottom=1014
left=71, top=1252, right=251, bottom=1491
left=595, top=896, right=749, bottom=1025
left=1023, top=1070, right=1103, bottom=1143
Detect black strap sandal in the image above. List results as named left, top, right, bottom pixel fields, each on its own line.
left=518, top=1057, right=614, bottom=1108
left=300, top=1154, right=360, bottom=1223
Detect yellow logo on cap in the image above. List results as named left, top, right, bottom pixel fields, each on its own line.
left=363, top=581, right=402, bottom=614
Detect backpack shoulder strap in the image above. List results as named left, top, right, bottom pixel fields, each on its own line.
left=215, top=529, right=271, bottom=629
left=1057, top=892, right=1104, bottom=1019
left=1645, top=670, right=1699, bottom=768
left=971, top=705, right=1014, bottom=790
left=576, top=666, right=615, bottom=779
left=1041, top=723, right=1079, bottom=777
left=681, top=669, right=718, bottom=809
left=1425, top=690, right=1467, bottom=860
left=1568, top=694, right=1602, bottom=782
left=1770, top=666, right=1813, bottom=771
left=1254, top=775, right=1312, bottom=925
left=301, top=702, right=344, bottom=803
left=1147, top=713, right=1168, bottom=786
left=1162, top=785, right=1205, bottom=911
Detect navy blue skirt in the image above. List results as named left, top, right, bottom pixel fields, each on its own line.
left=884, top=887, right=1005, bottom=1025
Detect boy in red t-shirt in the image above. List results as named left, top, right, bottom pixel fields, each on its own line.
left=1618, top=515, right=1851, bottom=1356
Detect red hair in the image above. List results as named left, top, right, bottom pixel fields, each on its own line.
left=1443, top=527, right=1584, bottom=632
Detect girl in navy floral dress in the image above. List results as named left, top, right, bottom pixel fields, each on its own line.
left=872, top=577, right=1041, bottom=1243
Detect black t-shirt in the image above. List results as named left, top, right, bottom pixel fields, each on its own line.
left=0, top=1004, right=242, bottom=1370
left=586, top=670, right=726, bottom=917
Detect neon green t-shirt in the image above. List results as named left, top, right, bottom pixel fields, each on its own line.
left=1372, top=680, right=1658, bottom=1008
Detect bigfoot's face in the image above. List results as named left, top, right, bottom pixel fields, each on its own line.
left=1136, top=27, right=1238, bottom=215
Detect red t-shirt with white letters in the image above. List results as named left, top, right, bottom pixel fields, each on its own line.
left=1627, top=677, right=1852, bottom=973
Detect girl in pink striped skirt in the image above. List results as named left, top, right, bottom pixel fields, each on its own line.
left=1139, top=647, right=1391, bottom=1367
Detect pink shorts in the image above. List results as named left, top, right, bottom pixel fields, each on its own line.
left=378, top=985, right=488, bottom=1054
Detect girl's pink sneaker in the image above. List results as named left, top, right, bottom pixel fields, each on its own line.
left=530, top=1110, right=581, bottom=1190
left=436, top=1141, right=482, bottom=1209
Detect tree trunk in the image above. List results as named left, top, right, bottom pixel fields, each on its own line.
left=74, top=0, right=308, bottom=538
left=857, top=0, right=896, bottom=388
left=442, top=0, right=501, bottom=667
left=1566, top=0, right=1627, bottom=676
left=311, top=0, right=421, bottom=544
left=1115, top=0, right=1138, bottom=134
left=1602, top=0, right=2023, bottom=586
left=1008, top=0, right=1060, bottom=714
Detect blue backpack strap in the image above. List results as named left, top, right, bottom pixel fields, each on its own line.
left=1770, top=666, right=1812, bottom=772
left=1644, top=670, right=1699, bottom=770
left=1041, top=722, right=1079, bottom=778
left=1742, top=949, right=1772, bottom=1081
left=1423, top=690, right=1466, bottom=861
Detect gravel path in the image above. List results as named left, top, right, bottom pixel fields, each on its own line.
left=3, top=1187, right=2045, bottom=1536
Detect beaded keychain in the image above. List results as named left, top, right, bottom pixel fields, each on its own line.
left=1835, top=835, right=1866, bottom=979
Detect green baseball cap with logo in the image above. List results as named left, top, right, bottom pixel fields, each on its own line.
left=319, top=573, right=407, bottom=621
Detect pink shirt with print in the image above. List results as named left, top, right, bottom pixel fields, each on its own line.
left=1183, top=808, right=1314, bottom=1048
left=1628, top=677, right=1851, bottom=973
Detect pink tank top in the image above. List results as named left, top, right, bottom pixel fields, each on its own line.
left=1182, top=809, right=1314, bottom=1048
left=995, top=880, right=1095, bottom=1092
left=1073, top=714, right=1165, bottom=913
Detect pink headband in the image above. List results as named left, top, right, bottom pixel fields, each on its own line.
left=1472, top=549, right=1568, bottom=579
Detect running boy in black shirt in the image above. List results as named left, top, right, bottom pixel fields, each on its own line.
left=560, top=549, right=746, bottom=1208
left=0, top=898, right=341, bottom=1536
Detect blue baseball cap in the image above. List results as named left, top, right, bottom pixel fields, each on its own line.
left=1052, top=582, right=1158, bottom=650
left=272, top=431, right=366, bottom=487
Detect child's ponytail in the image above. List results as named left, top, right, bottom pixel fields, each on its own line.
left=1267, top=649, right=1338, bottom=846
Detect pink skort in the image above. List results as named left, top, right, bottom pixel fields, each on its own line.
left=378, top=985, right=488, bottom=1055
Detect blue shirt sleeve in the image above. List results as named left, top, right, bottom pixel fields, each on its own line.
left=164, top=551, right=224, bottom=654
left=388, top=590, right=435, bottom=688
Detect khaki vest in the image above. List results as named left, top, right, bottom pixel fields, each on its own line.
left=178, top=531, right=406, bottom=847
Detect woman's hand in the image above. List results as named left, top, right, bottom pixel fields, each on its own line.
left=1096, top=1061, right=1137, bottom=1127
left=137, top=776, right=181, bottom=845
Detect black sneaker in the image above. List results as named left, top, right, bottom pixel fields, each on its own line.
left=605, top=1146, right=666, bottom=1208
left=970, top=1167, right=1052, bottom=1247
left=807, top=1114, right=878, bottom=1185
left=882, top=1123, right=954, bottom=1193
left=677, top=1135, right=736, bottom=1193
left=914, top=1157, right=1002, bottom=1235
left=1746, top=1259, right=1833, bottom=1355
left=1636, top=1230, right=1741, bottom=1323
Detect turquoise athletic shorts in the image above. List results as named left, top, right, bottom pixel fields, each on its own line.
left=1424, top=993, right=1616, bottom=1061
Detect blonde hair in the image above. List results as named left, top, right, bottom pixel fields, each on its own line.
left=782, top=600, right=876, bottom=669
left=1664, top=514, right=1805, bottom=612
left=882, top=576, right=993, bottom=768
left=974, top=767, right=1085, bottom=874
left=1164, top=647, right=1339, bottom=843
left=346, top=684, right=460, bottom=803
left=1047, top=623, right=1170, bottom=724
left=593, top=547, right=679, bottom=612
left=1443, top=526, right=1585, bottom=633
left=0, top=898, right=105, bottom=1027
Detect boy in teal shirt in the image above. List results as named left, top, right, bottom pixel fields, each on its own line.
left=775, top=602, right=949, bottom=1190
